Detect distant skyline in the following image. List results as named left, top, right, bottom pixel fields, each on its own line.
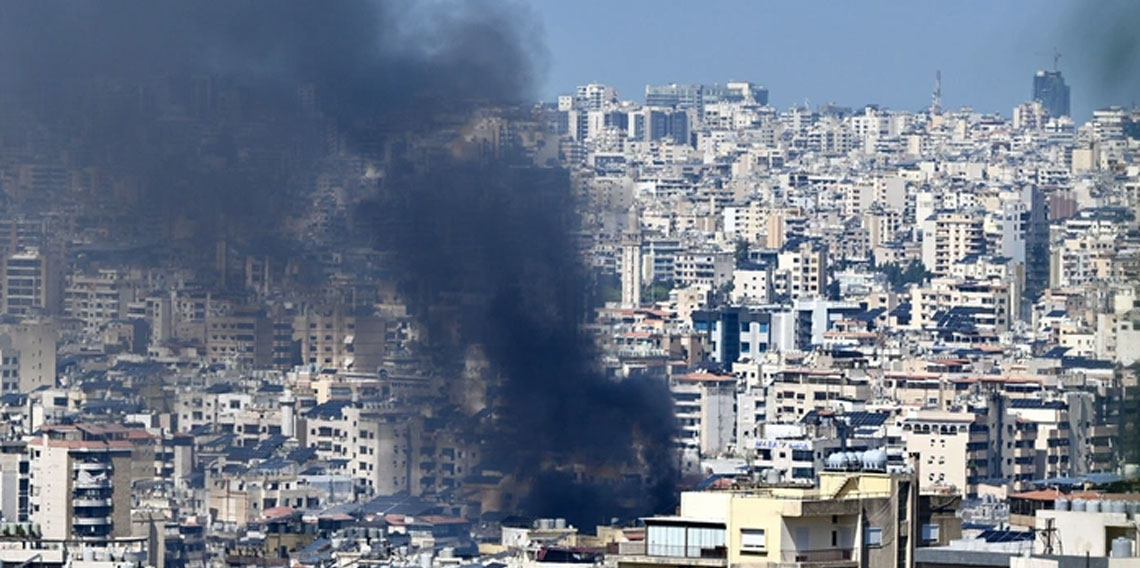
left=529, top=1, right=1140, bottom=122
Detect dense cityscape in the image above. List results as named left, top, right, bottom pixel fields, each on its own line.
left=0, top=3, right=1137, bottom=568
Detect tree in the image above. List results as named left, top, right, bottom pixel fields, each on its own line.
left=874, top=260, right=931, bottom=291
left=734, top=239, right=751, bottom=268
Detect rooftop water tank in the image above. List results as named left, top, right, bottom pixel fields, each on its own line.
left=1109, top=500, right=1127, bottom=514
left=1054, top=497, right=1070, bottom=511
left=1072, top=499, right=1087, bottom=512
left=1111, top=536, right=1134, bottom=558
left=863, top=449, right=888, bottom=471
left=826, top=453, right=846, bottom=471
left=554, top=518, right=567, bottom=530
left=1123, top=463, right=1139, bottom=479
left=1087, top=499, right=1102, bottom=513
left=1125, top=501, right=1138, bottom=518
left=765, top=468, right=782, bottom=484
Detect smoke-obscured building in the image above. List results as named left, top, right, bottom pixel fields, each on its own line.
left=1033, top=70, right=1070, bottom=118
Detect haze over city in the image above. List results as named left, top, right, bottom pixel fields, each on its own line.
left=532, top=0, right=1140, bottom=121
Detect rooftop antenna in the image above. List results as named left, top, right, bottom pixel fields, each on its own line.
left=931, top=70, right=942, bottom=114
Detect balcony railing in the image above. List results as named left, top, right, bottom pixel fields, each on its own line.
left=74, top=462, right=112, bottom=472
left=72, top=516, right=113, bottom=526
left=74, top=477, right=112, bottom=489
left=793, top=548, right=854, bottom=563
left=644, top=545, right=728, bottom=559
left=72, top=498, right=113, bottom=508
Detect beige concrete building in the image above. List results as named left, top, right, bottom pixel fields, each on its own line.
left=766, top=368, right=871, bottom=423
left=921, top=213, right=984, bottom=275
left=618, top=471, right=959, bottom=568
left=206, top=307, right=273, bottom=367
left=776, top=240, right=829, bottom=300
left=901, top=411, right=988, bottom=497
left=732, top=266, right=772, bottom=305
left=1, top=248, right=61, bottom=316
left=64, top=269, right=136, bottom=332
left=911, top=278, right=1012, bottom=332
left=674, top=251, right=734, bottom=290
left=28, top=432, right=132, bottom=541
left=672, top=371, right=736, bottom=471
left=0, top=319, right=56, bottom=393
left=293, top=308, right=389, bottom=371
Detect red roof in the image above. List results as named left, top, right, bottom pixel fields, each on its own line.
left=263, top=506, right=295, bottom=519
left=420, top=515, right=469, bottom=525
left=676, top=371, right=734, bottom=383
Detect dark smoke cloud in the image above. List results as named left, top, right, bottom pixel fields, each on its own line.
left=0, top=1, right=676, bottom=523
left=1061, top=1, right=1140, bottom=113
left=367, top=162, right=678, bottom=521
left=0, top=0, right=541, bottom=255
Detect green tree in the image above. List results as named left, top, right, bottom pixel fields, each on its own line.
left=874, top=260, right=930, bottom=291
left=734, top=239, right=751, bottom=268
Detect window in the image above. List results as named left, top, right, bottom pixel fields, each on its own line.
left=740, top=528, right=766, bottom=553
left=865, top=527, right=883, bottom=547
left=741, top=342, right=750, bottom=353
left=921, top=524, right=940, bottom=544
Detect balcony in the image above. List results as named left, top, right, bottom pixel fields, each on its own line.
left=618, top=544, right=727, bottom=568
left=74, top=462, right=112, bottom=472
left=73, top=516, right=113, bottom=526
left=74, top=476, right=111, bottom=489
left=790, top=548, right=856, bottom=566
left=72, top=498, right=113, bottom=508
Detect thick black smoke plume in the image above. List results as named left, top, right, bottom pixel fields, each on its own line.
left=0, top=1, right=677, bottom=523
left=1061, top=2, right=1140, bottom=114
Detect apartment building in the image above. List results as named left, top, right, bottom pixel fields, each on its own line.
left=0, top=319, right=56, bottom=393
left=206, top=307, right=274, bottom=367
left=766, top=368, right=871, bottom=423
left=28, top=428, right=133, bottom=541
left=775, top=239, right=829, bottom=300
left=902, top=411, right=988, bottom=497
left=1, top=248, right=61, bottom=316
left=293, top=308, right=389, bottom=371
left=921, top=212, right=984, bottom=275
left=64, top=269, right=136, bottom=332
left=690, top=307, right=775, bottom=364
left=911, top=278, right=1012, bottom=332
left=674, top=250, right=733, bottom=289
left=619, top=469, right=958, bottom=568
left=731, top=264, right=772, bottom=305
left=672, top=371, right=736, bottom=471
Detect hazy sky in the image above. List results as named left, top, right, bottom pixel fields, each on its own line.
left=529, top=1, right=1139, bottom=121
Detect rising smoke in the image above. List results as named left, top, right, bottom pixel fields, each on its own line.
left=1061, top=1, right=1140, bottom=114
left=0, top=1, right=677, bottom=523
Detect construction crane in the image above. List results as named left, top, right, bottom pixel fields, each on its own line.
left=1035, top=48, right=1062, bottom=71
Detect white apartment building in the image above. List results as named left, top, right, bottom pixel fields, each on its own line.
left=28, top=430, right=133, bottom=541
left=0, top=320, right=56, bottom=393
left=64, top=269, right=136, bottom=332
left=775, top=240, right=829, bottom=300
left=672, top=371, right=736, bottom=472
left=2, top=248, right=61, bottom=316
left=921, top=212, right=984, bottom=275
left=674, top=251, right=733, bottom=289
left=731, top=265, right=772, bottom=305
left=902, top=411, right=985, bottom=496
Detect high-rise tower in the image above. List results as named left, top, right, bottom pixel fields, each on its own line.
left=1033, top=70, right=1070, bottom=118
